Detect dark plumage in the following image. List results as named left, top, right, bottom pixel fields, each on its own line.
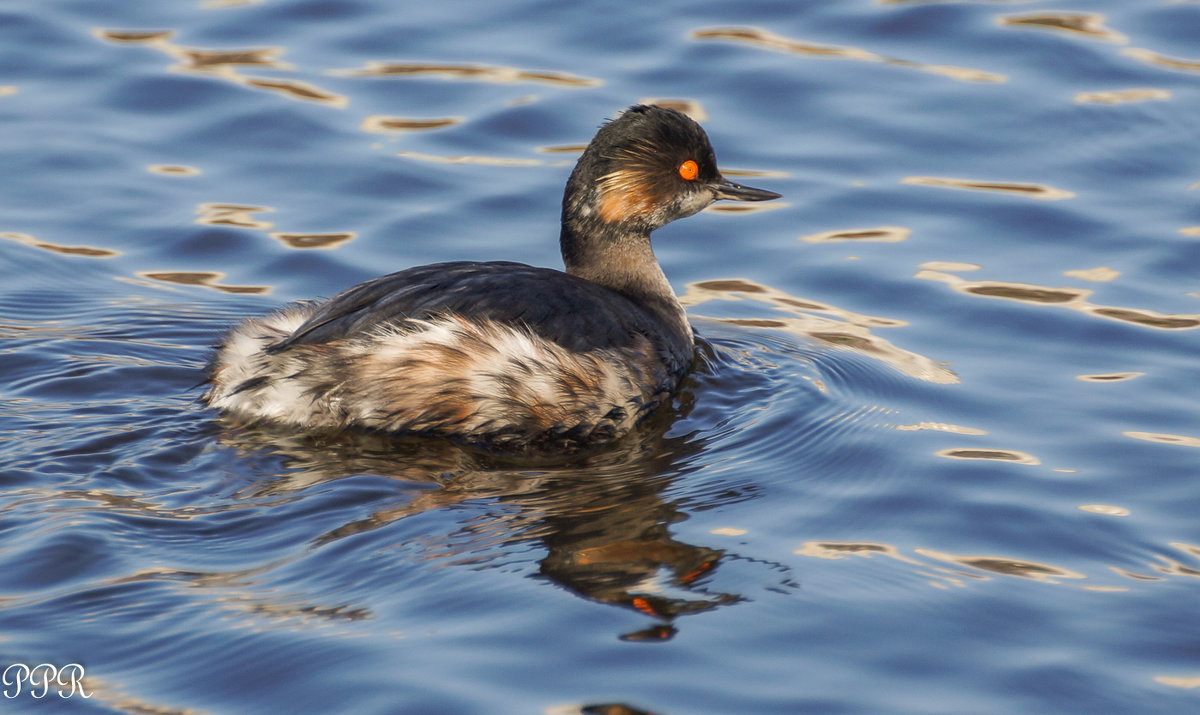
left=202, top=104, right=779, bottom=451
left=270, top=261, right=675, bottom=358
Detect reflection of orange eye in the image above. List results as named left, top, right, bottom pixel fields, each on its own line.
left=678, top=159, right=698, bottom=181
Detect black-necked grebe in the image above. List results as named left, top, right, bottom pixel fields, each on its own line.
left=203, top=105, right=780, bottom=450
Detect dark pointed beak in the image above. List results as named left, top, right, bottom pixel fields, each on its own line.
left=712, top=176, right=781, bottom=202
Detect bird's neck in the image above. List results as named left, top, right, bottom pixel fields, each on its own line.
left=560, top=220, right=689, bottom=339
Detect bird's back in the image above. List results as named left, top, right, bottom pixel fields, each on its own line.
left=203, top=261, right=694, bottom=451
left=272, top=261, right=688, bottom=358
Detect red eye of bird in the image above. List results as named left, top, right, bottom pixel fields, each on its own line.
left=678, top=159, right=699, bottom=181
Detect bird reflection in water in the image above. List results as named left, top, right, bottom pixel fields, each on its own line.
left=210, top=373, right=753, bottom=640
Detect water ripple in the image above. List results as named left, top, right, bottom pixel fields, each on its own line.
left=330, top=61, right=601, bottom=87
left=998, top=12, right=1128, bottom=44
left=691, top=26, right=1007, bottom=83
left=5, top=0, right=1200, bottom=712
left=93, top=28, right=349, bottom=107
left=916, top=266, right=1200, bottom=330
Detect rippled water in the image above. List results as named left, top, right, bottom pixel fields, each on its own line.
left=3, top=1, right=1200, bottom=712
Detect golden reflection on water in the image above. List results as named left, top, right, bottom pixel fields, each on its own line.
left=1076, top=372, right=1143, bottom=382
left=331, top=61, right=600, bottom=87
left=1090, top=307, right=1200, bottom=330
left=0, top=86, right=17, bottom=97
left=797, top=541, right=925, bottom=565
left=1111, top=567, right=1162, bottom=582
left=1079, top=504, right=1130, bottom=516
left=94, top=29, right=174, bottom=43
left=136, top=270, right=269, bottom=294
left=902, top=176, right=1075, bottom=200
left=37, top=671, right=199, bottom=715
left=704, top=201, right=788, bottom=215
left=538, top=144, right=587, bottom=155
left=1063, top=266, right=1119, bottom=282
left=193, top=203, right=357, bottom=253
left=1155, top=675, right=1200, bottom=689
left=801, top=539, right=1200, bottom=592
left=1074, top=88, right=1172, bottom=105
left=361, top=115, right=461, bottom=134
left=147, top=164, right=201, bottom=177
left=919, top=260, right=981, bottom=273
left=269, top=232, right=356, bottom=250
left=1123, top=431, right=1200, bottom=448
left=681, top=277, right=959, bottom=384
left=241, top=77, right=345, bottom=105
left=917, top=550, right=1086, bottom=582
left=799, top=542, right=1069, bottom=587
left=800, top=225, right=910, bottom=244
left=1, top=231, right=119, bottom=258
left=895, top=422, right=987, bottom=435
left=710, top=527, right=747, bottom=537
left=93, top=28, right=348, bottom=108
left=505, top=94, right=541, bottom=107
left=690, top=26, right=1007, bottom=83
left=998, top=12, right=1128, bottom=44
left=1146, top=544, right=1200, bottom=579
left=916, top=266, right=1200, bottom=330
left=195, top=202, right=275, bottom=230
left=935, top=447, right=1041, bottom=465
left=178, top=46, right=293, bottom=70
left=1122, top=47, right=1200, bottom=74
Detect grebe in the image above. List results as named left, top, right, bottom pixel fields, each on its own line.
left=203, top=105, right=780, bottom=450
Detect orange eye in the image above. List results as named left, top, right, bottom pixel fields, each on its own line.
left=678, top=159, right=699, bottom=181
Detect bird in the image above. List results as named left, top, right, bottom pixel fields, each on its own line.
left=202, top=104, right=780, bottom=451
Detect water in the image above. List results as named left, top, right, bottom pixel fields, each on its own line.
left=3, top=0, right=1200, bottom=712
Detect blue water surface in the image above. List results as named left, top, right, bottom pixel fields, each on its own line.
left=2, top=0, right=1200, bottom=713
